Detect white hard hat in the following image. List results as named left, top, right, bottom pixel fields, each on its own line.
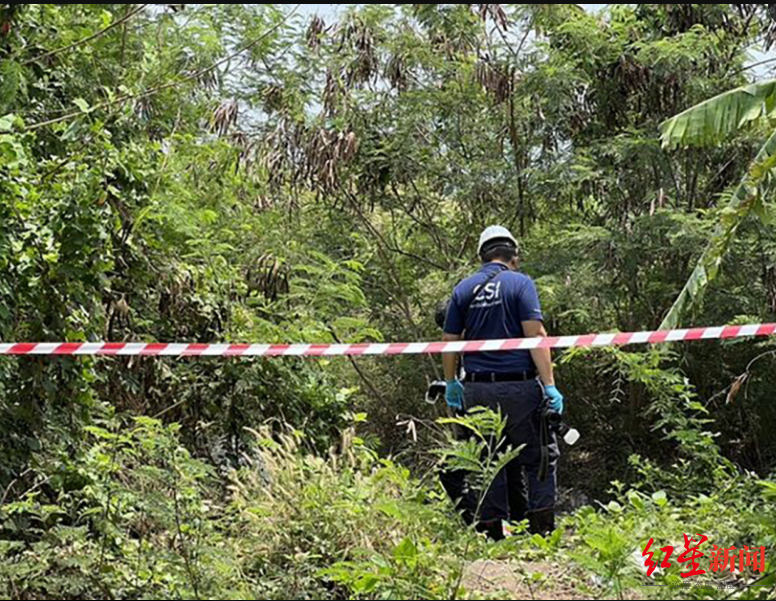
left=478, top=225, right=518, bottom=255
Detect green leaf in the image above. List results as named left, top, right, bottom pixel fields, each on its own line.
left=84, top=426, right=118, bottom=441
left=661, top=80, right=776, bottom=149
left=758, top=480, right=776, bottom=500
left=393, top=537, right=417, bottom=562
left=660, top=129, right=776, bottom=329
left=0, top=113, right=16, bottom=132
left=355, top=574, right=380, bottom=594
left=350, top=412, right=368, bottom=423
left=628, top=491, right=645, bottom=512
left=73, top=98, right=91, bottom=113
left=0, top=60, right=22, bottom=110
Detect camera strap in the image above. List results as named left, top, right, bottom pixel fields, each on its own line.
left=538, top=407, right=550, bottom=482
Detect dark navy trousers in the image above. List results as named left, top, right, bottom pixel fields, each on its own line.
left=464, top=379, right=559, bottom=512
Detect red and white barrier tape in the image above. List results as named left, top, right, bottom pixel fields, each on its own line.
left=0, top=324, right=774, bottom=357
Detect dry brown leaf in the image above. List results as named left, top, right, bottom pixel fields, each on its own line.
left=726, top=373, right=748, bottom=405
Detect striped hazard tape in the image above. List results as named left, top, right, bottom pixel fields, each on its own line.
left=0, top=324, right=773, bottom=357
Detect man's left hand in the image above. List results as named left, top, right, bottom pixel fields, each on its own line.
left=445, top=379, right=464, bottom=410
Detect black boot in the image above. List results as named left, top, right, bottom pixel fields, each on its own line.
left=527, top=508, right=555, bottom=536
left=476, top=519, right=505, bottom=541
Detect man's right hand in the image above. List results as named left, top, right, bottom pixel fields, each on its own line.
left=445, top=379, right=464, bottom=410
left=543, top=384, right=565, bottom=414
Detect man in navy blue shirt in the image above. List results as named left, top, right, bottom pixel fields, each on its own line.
left=442, top=225, right=565, bottom=536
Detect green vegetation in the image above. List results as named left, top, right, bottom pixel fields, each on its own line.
left=1, top=4, right=776, bottom=599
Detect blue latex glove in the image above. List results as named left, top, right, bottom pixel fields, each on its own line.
left=544, top=385, right=565, bottom=414
left=445, top=379, right=464, bottom=410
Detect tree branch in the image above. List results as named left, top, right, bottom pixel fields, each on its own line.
left=328, top=326, right=388, bottom=405
left=22, top=4, right=150, bottom=67
left=24, top=5, right=301, bottom=131
left=731, top=57, right=776, bottom=77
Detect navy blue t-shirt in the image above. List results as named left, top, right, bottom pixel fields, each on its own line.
left=444, top=263, right=543, bottom=374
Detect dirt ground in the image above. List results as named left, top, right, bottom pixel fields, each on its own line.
left=462, top=559, right=594, bottom=600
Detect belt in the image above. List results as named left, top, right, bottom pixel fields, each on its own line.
left=464, top=371, right=537, bottom=383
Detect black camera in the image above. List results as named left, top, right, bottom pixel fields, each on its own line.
left=542, top=407, right=580, bottom=446
left=543, top=408, right=567, bottom=435
left=425, top=380, right=447, bottom=405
